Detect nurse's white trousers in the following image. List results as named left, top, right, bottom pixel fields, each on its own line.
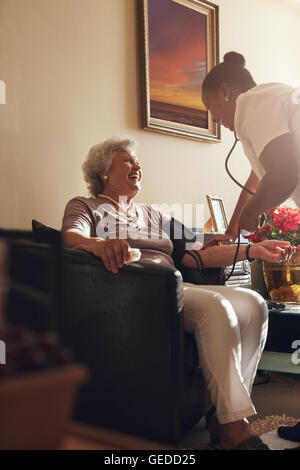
left=183, top=283, right=268, bottom=424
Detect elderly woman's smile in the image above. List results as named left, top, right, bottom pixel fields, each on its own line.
left=104, top=150, right=142, bottom=197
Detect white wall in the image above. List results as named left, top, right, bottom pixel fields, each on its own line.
left=0, top=0, right=300, bottom=229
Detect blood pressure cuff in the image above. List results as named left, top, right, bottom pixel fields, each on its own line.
left=163, top=217, right=196, bottom=269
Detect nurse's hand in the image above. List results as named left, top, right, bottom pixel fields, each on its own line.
left=202, top=232, right=236, bottom=249
left=238, top=207, right=261, bottom=234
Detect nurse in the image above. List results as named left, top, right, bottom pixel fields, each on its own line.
left=201, top=51, right=300, bottom=246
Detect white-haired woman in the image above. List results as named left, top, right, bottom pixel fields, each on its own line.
left=62, top=136, right=292, bottom=450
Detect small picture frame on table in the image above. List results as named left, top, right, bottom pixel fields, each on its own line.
left=206, top=195, right=228, bottom=233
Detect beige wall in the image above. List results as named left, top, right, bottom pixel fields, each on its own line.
left=1, top=0, right=300, bottom=229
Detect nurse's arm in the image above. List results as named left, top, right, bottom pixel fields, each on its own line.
left=202, top=170, right=259, bottom=248
left=243, top=133, right=298, bottom=215
left=225, top=170, right=259, bottom=239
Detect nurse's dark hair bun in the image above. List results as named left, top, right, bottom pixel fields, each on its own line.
left=202, top=51, right=255, bottom=94
left=223, top=51, right=246, bottom=68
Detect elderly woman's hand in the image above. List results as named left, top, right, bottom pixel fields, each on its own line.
left=250, top=240, right=295, bottom=264
left=63, top=231, right=131, bottom=274
left=92, top=239, right=131, bottom=274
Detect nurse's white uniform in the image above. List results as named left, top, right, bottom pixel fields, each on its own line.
left=234, top=83, right=300, bottom=207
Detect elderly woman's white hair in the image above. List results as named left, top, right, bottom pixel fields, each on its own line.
left=82, top=136, right=137, bottom=197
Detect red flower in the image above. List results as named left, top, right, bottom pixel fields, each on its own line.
left=249, top=206, right=300, bottom=244
left=247, top=232, right=260, bottom=243
left=264, top=225, right=273, bottom=234
left=272, top=206, right=300, bottom=234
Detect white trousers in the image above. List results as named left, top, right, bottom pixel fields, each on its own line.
left=183, top=283, right=269, bottom=424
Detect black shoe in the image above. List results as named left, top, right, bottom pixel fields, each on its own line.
left=278, top=422, right=300, bottom=442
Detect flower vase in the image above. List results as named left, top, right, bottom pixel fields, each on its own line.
left=263, top=252, right=300, bottom=303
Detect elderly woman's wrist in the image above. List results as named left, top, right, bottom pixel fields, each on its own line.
left=76, top=237, right=104, bottom=254
left=90, top=238, right=105, bottom=254
left=246, top=243, right=256, bottom=262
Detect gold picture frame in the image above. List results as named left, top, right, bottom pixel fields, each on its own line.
left=137, top=0, right=220, bottom=142
left=206, top=195, right=228, bottom=233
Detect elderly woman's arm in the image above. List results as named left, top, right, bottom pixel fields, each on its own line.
left=62, top=230, right=130, bottom=274
left=62, top=230, right=97, bottom=250
left=182, top=240, right=293, bottom=270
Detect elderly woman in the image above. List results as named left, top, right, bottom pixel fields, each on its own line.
left=62, top=136, right=292, bottom=450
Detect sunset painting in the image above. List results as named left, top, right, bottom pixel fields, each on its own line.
left=139, top=0, right=220, bottom=141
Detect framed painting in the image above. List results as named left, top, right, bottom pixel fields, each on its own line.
left=138, top=0, right=220, bottom=142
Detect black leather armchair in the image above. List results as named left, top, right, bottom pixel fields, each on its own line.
left=3, top=223, right=225, bottom=446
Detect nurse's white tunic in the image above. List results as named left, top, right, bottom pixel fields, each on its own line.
left=234, top=82, right=300, bottom=207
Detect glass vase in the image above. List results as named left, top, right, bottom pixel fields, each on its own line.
left=263, top=252, right=300, bottom=303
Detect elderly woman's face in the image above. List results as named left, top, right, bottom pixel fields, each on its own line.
left=105, top=150, right=142, bottom=196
